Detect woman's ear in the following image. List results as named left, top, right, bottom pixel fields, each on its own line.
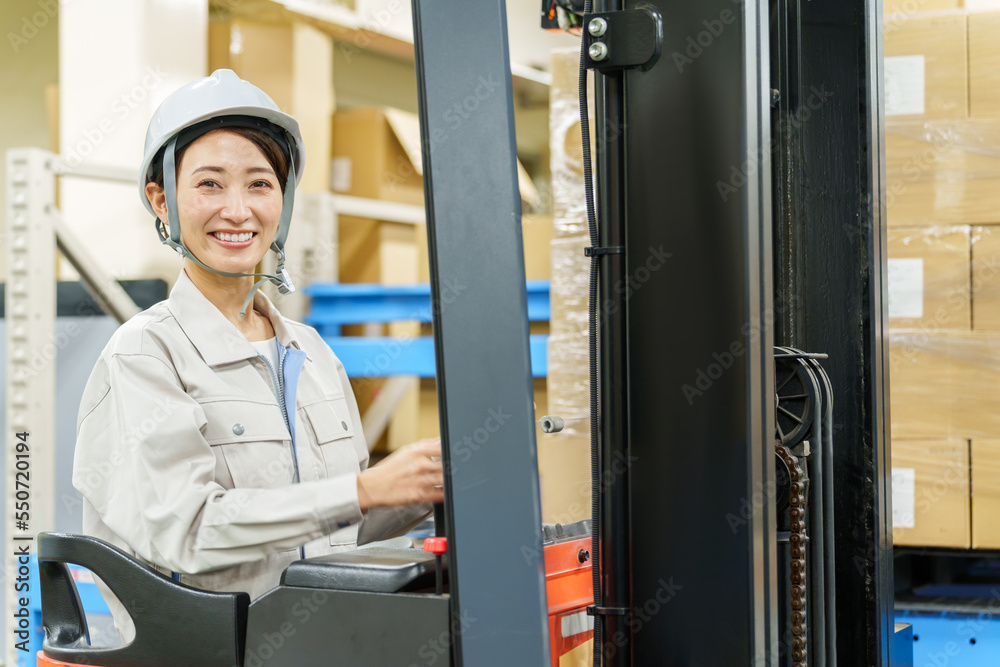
left=145, top=182, right=168, bottom=233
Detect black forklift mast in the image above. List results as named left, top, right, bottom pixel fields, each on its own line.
left=540, top=0, right=894, bottom=665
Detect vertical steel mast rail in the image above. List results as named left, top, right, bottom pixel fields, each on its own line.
left=771, top=1, right=895, bottom=663
left=411, top=2, right=550, bottom=665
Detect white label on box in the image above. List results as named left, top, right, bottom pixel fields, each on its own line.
left=965, top=0, right=1000, bottom=10
left=892, top=468, right=916, bottom=529
left=888, top=258, right=924, bottom=319
left=330, top=156, right=352, bottom=192
left=885, top=55, right=926, bottom=116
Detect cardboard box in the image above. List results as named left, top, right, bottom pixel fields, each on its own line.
left=338, top=216, right=420, bottom=284
left=522, top=214, right=555, bottom=281
left=886, top=119, right=1000, bottom=225
left=948, top=333, right=1000, bottom=436
left=891, top=331, right=1000, bottom=438
left=969, top=12, right=1000, bottom=118
left=888, top=226, right=971, bottom=330
left=972, top=225, right=1000, bottom=330
left=331, top=108, right=425, bottom=205
left=890, top=332, right=960, bottom=438
left=884, top=0, right=961, bottom=12
left=331, top=107, right=540, bottom=207
left=972, top=439, right=1000, bottom=547
left=537, top=433, right=593, bottom=524
left=884, top=14, right=968, bottom=120
left=891, top=439, right=970, bottom=548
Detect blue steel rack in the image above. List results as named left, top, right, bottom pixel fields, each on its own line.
left=304, top=281, right=550, bottom=377
left=895, top=609, right=1000, bottom=667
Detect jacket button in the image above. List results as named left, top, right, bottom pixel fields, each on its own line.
left=232, top=423, right=245, bottom=436
left=341, top=421, right=349, bottom=431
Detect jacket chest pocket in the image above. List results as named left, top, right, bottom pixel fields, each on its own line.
left=303, top=397, right=360, bottom=476
left=303, top=397, right=361, bottom=546
left=200, top=399, right=294, bottom=490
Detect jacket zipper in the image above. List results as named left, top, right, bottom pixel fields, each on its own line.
left=257, top=347, right=302, bottom=482
left=257, top=345, right=306, bottom=559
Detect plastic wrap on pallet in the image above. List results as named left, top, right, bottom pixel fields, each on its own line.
left=887, top=225, right=971, bottom=330
left=549, top=47, right=594, bottom=239
left=547, top=332, right=591, bottom=434
left=550, top=235, right=591, bottom=338
left=886, top=119, right=1000, bottom=225
left=890, top=330, right=1000, bottom=438
left=547, top=234, right=591, bottom=434
left=547, top=46, right=594, bottom=438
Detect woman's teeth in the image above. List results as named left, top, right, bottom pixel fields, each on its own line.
left=213, top=232, right=255, bottom=242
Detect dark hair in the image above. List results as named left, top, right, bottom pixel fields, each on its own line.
left=150, top=126, right=290, bottom=193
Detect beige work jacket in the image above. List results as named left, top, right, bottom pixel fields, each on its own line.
left=74, top=268, right=428, bottom=638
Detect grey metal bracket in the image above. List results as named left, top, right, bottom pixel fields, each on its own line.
left=583, top=7, right=663, bottom=71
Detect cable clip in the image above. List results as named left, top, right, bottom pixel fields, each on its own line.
left=584, top=246, right=624, bottom=257
left=587, top=605, right=628, bottom=616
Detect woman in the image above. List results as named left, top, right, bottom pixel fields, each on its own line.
left=73, top=70, right=443, bottom=641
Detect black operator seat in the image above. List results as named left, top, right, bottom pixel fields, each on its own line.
left=280, top=546, right=448, bottom=593
left=37, top=532, right=248, bottom=667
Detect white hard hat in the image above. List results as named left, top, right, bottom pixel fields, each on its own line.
left=138, top=68, right=304, bottom=215
left=140, top=69, right=305, bottom=314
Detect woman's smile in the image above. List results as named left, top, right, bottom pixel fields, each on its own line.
left=209, top=229, right=258, bottom=247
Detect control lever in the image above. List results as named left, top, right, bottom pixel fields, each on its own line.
left=423, top=537, right=447, bottom=595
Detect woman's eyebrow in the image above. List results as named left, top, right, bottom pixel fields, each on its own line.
left=192, top=165, right=225, bottom=175
left=191, top=165, right=275, bottom=175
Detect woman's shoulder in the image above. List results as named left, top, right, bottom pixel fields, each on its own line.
left=101, top=300, right=181, bottom=360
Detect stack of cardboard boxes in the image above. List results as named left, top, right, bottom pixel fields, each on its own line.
left=886, top=6, right=1000, bottom=548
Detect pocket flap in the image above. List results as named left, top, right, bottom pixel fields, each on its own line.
left=303, top=398, right=355, bottom=443
left=200, top=399, right=288, bottom=445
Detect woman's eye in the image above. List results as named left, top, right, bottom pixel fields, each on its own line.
left=251, top=180, right=273, bottom=189
left=198, top=180, right=220, bottom=188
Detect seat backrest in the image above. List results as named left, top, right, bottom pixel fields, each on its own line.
left=38, top=533, right=249, bottom=667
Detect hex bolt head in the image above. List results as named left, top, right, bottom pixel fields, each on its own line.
left=589, top=42, right=609, bottom=62
left=588, top=17, right=608, bottom=37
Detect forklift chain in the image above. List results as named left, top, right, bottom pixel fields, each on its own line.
left=775, top=441, right=808, bottom=667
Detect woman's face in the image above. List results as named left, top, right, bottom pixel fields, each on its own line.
left=150, top=129, right=283, bottom=275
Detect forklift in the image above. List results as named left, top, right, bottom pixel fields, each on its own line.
left=33, top=0, right=904, bottom=665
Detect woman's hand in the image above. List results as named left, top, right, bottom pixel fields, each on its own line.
left=357, top=438, right=445, bottom=510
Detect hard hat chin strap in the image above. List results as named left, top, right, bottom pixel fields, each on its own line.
left=159, top=136, right=298, bottom=317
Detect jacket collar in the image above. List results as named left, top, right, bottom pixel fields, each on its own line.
left=167, top=268, right=306, bottom=367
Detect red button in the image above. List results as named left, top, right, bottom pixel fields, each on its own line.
left=423, top=537, right=448, bottom=555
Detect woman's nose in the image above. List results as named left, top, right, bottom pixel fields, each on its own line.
left=220, top=189, right=251, bottom=221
